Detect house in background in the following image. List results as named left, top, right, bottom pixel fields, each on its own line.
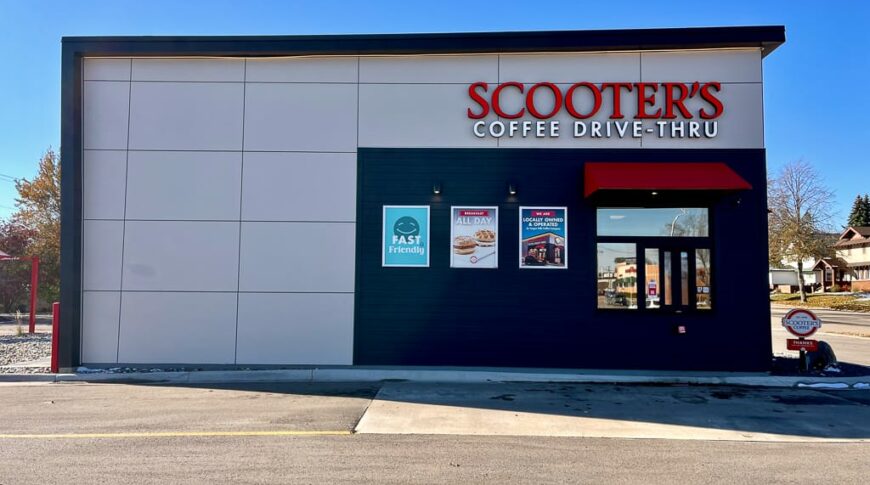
left=769, top=258, right=817, bottom=293
left=812, top=226, right=870, bottom=292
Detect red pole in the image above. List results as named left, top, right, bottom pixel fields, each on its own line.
left=29, top=256, right=39, bottom=334
left=51, top=301, right=59, bottom=374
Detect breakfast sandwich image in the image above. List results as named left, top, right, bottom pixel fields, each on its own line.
left=450, top=206, right=498, bottom=268
left=453, top=235, right=477, bottom=255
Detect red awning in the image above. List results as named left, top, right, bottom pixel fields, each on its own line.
left=584, top=162, right=751, bottom=197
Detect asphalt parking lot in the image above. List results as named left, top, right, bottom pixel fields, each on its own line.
left=1, top=381, right=869, bottom=484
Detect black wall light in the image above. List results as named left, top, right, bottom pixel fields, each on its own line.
left=508, top=183, right=517, bottom=195
left=432, top=183, right=442, bottom=195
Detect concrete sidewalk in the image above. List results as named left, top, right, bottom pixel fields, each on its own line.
left=2, top=366, right=869, bottom=389
left=355, top=382, right=870, bottom=442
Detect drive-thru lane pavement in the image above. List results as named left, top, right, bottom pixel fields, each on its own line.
left=1, top=381, right=869, bottom=483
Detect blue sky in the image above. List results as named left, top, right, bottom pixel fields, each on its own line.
left=0, top=0, right=868, bottom=222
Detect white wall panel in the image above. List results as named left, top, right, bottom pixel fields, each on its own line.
left=236, top=293, right=354, bottom=365
left=83, top=220, right=124, bottom=291
left=117, top=292, right=237, bottom=364
left=122, top=221, right=239, bottom=291
left=83, top=81, right=130, bottom=150
left=242, top=152, right=355, bottom=222
left=641, top=83, right=763, bottom=149
left=243, top=83, right=357, bottom=152
left=81, top=291, right=120, bottom=364
left=125, top=151, right=242, bottom=221
left=358, top=83, right=498, bottom=148
left=641, top=49, right=762, bottom=83
left=499, top=52, right=640, bottom=83
left=246, top=56, right=357, bottom=82
left=83, top=150, right=127, bottom=220
left=360, top=55, right=498, bottom=83
left=132, top=58, right=245, bottom=82
left=129, top=82, right=244, bottom=150
left=239, top=222, right=355, bottom=292
left=83, top=58, right=131, bottom=81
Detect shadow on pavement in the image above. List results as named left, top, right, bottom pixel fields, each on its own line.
left=134, top=380, right=870, bottom=440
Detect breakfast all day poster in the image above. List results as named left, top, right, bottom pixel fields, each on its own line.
left=450, top=206, right=498, bottom=268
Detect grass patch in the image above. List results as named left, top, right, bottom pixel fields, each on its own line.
left=770, top=293, right=870, bottom=312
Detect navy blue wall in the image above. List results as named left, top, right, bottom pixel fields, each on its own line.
left=354, top=148, right=771, bottom=371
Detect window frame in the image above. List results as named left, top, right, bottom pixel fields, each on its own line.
left=594, top=206, right=715, bottom=314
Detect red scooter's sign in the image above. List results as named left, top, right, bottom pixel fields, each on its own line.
left=781, top=308, right=822, bottom=338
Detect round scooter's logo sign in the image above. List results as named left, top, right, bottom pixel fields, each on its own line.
left=781, top=308, right=822, bottom=337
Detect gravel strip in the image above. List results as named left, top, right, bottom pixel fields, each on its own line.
left=0, top=333, right=52, bottom=373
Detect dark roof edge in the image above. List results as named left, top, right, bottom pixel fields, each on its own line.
left=61, top=25, right=785, bottom=58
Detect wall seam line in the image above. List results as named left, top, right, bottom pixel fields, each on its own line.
left=233, top=59, right=247, bottom=365
left=114, top=58, right=133, bottom=363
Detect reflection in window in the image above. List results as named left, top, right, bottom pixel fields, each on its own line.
left=597, top=208, right=709, bottom=237
left=663, top=251, right=672, bottom=306
left=644, top=248, right=659, bottom=308
left=696, top=249, right=712, bottom=309
left=680, top=251, right=689, bottom=306
left=597, top=243, right=637, bottom=309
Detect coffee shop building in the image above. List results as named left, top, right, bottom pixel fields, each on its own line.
left=58, top=26, right=785, bottom=371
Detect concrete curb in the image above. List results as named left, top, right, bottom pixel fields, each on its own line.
left=1, top=368, right=869, bottom=388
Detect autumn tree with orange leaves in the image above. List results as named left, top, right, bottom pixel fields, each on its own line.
left=4, top=149, right=61, bottom=307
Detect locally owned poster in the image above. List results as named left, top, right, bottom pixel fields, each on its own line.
left=450, top=206, right=498, bottom=268
left=382, top=205, right=430, bottom=267
left=519, top=207, right=567, bottom=269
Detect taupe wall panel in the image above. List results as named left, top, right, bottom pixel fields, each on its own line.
left=125, top=151, right=242, bottom=221
left=241, top=152, right=356, bottom=222
left=118, top=292, right=237, bottom=364
left=122, top=221, right=240, bottom=291
left=129, top=82, right=244, bottom=150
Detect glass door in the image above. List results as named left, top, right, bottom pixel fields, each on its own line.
left=644, top=247, right=710, bottom=312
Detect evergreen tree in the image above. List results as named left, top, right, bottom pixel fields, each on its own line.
left=847, top=195, right=865, bottom=227
left=862, top=194, right=870, bottom=227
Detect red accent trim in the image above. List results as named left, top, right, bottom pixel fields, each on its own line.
left=51, top=302, right=60, bottom=373
left=583, top=162, right=752, bottom=197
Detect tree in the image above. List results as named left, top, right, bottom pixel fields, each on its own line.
left=768, top=160, right=835, bottom=302
left=0, top=218, right=37, bottom=312
left=847, top=194, right=870, bottom=228
left=13, top=148, right=61, bottom=306
left=863, top=194, right=870, bottom=227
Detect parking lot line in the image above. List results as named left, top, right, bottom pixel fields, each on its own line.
left=0, top=430, right=352, bottom=439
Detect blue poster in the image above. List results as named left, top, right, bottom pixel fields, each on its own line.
left=519, top=207, right=568, bottom=269
left=383, top=206, right=430, bottom=267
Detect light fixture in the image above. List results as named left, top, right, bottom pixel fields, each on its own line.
left=432, top=183, right=441, bottom=195
left=651, top=191, right=658, bottom=196
left=508, top=183, right=517, bottom=195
